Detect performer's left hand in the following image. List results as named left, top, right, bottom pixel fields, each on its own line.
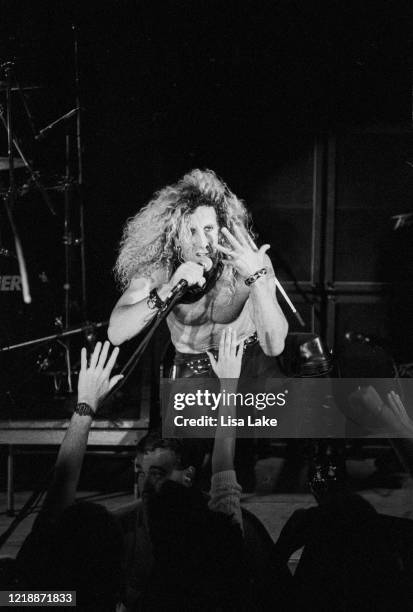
left=216, top=225, right=270, bottom=278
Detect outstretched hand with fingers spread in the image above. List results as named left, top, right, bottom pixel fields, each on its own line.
left=77, top=341, right=123, bottom=412
left=207, top=328, right=244, bottom=380
left=216, top=224, right=270, bottom=279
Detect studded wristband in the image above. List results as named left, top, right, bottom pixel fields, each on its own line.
left=244, top=267, right=268, bottom=286
left=147, top=288, right=165, bottom=310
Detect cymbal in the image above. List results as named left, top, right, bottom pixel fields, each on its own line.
left=0, top=82, right=41, bottom=92
left=0, top=157, right=25, bottom=170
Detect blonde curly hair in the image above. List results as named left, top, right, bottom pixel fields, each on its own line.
left=114, top=168, right=255, bottom=289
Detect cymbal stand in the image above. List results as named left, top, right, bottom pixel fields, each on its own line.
left=62, top=133, right=74, bottom=393
left=0, top=65, right=56, bottom=215
left=56, top=25, right=87, bottom=393
left=73, top=24, right=87, bottom=322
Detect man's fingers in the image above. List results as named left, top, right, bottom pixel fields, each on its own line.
left=388, top=392, right=400, bottom=413
left=393, top=392, right=405, bottom=412
left=246, top=233, right=259, bottom=252
left=102, top=346, right=120, bottom=377
left=224, top=327, right=232, bottom=355
left=221, top=227, right=241, bottom=250
left=80, top=347, right=87, bottom=371
left=97, top=340, right=110, bottom=369
left=232, top=224, right=249, bottom=246
left=215, top=244, right=233, bottom=257
left=236, top=339, right=244, bottom=359
left=259, top=244, right=271, bottom=256
left=206, top=351, right=216, bottom=368
left=109, top=374, right=124, bottom=390
left=219, top=329, right=226, bottom=354
left=89, top=342, right=102, bottom=368
left=230, top=329, right=238, bottom=357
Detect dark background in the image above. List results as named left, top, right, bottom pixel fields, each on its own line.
left=1, top=0, right=413, bottom=414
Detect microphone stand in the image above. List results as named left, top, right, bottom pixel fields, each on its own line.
left=0, top=296, right=180, bottom=542
left=101, top=290, right=185, bottom=407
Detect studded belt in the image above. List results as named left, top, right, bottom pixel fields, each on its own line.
left=174, top=332, right=258, bottom=375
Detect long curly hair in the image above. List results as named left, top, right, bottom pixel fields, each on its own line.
left=114, top=168, right=255, bottom=289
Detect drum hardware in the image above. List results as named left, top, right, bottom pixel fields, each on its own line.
left=0, top=103, right=56, bottom=216
left=62, top=232, right=82, bottom=247
left=35, top=107, right=79, bottom=142
left=0, top=247, right=15, bottom=258
left=0, top=82, right=41, bottom=92
left=0, top=61, right=32, bottom=305
left=0, top=321, right=108, bottom=354
left=0, top=29, right=88, bottom=403
left=0, top=156, right=25, bottom=170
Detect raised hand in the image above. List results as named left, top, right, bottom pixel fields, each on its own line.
left=77, top=341, right=123, bottom=412
left=215, top=224, right=270, bottom=279
left=207, top=327, right=244, bottom=379
left=387, top=390, right=413, bottom=430
left=348, top=385, right=412, bottom=435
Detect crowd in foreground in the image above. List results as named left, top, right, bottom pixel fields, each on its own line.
left=1, top=335, right=413, bottom=611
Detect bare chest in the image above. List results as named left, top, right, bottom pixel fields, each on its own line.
left=172, top=277, right=250, bottom=325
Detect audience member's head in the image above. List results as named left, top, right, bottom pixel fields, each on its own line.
left=135, top=431, right=247, bottom=610
left=135, top=431, right=206, bottom=497
left=295, top=493, right=407, bottom=611
left=46, top=502, right=124, bottom=611
left=144, top=479, right=246, bottom=610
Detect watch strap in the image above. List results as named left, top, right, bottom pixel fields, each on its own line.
left=74, top=402, right=94, bottom=417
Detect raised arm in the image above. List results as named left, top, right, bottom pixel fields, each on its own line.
left=207, top=328, right=243, bottom=474
left=38, top=341, right=123, bottom=524
left=108, top=263, right=207, bottom=346
left=349, top=386, right=413, bottom=476
left=216, top=226, right=288, bottom=356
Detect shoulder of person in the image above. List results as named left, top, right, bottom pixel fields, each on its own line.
left=123, top=268, right=168, bottom=299
left=135, top=266, right=169, bottom=286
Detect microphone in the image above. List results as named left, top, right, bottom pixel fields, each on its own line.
left=164, top=257, right=213, bottom=303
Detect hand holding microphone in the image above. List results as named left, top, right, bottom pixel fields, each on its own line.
left=152, top=257, right=213, bottom=312
left=168, top=257, right=213, bottom=293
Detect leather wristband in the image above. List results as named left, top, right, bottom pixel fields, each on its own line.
left=147, top=288, right=164, bottom=310
left=74, top=402, right=94, bottom=417
left=244, top=267, right=268, bottom=286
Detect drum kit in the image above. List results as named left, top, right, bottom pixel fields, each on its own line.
left=0, top=56, right=101, bottom=416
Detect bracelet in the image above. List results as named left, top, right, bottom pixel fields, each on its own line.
left=244, top=267, right=268, bottom=286
left=74, top=402, right=94, bottom=417
left=147, top=288, right=164, bottom=310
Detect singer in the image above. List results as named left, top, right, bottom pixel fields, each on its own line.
left=108, top=169, right=288, bottom=377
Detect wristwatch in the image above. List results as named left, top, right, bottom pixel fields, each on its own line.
left=74, top=402, right=94, bottom=417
